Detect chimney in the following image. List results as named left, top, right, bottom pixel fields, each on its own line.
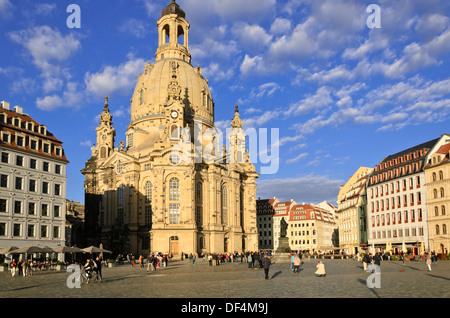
left=1, top=101, right=10, bottom=110
left=14, top=106, right=23, bottom=114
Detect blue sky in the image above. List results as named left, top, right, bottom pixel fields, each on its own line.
left=1, top=0, right=450, bottom=205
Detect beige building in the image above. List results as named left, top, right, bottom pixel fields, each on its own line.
left=288, top=203, right=337, bottom=253
left=336, top=167, right=372, bottom=254
left=424, top=139, right=450, bottom=256
left=82, top=1, right=259, bottom=256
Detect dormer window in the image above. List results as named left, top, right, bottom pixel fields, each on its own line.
left=16, top=135, right=24, bottom=148
left=30, top=139, right=38, bottom=151
left=27, top=122, right=34, bottom=131
left=13, top=117, right=20, bottom=127
left=1, top=132, right=10, bottom=144
left=43, top=142, right=50, bottom=154
left=55, top=147, right=61, bottom=157
left=40, top=125, right=46, bottom=135
left=0, top=113, right=6, bottom=123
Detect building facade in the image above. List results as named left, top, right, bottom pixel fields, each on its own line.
left=0, top=101, right=69, bottom=250
left=256, top=198, right=275, bottom=250
left=336, top=167, right=372, bottom=254
left=288, top=203, right=337, bottom=253
left=82, top=1, right=259, bottom=256
left=271, top=197, right=295, bottom=251
left=424, top=136, right=450, bottom=256
left=367, top=138, right=443, bottom=254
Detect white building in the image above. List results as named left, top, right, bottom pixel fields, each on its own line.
left=0, top=101, right=69, bottom=256
left=366, top=137, right=446, bottom=255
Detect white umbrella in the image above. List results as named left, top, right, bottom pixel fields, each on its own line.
left=402, top=240, right=407, bottom=253
left=0, top=246, right=18, bottom=254
left=82, top=246, right=112, bottom=254
left=9, top=246, right=47, bottom=254
left=52, top=246, right=82, bottom=253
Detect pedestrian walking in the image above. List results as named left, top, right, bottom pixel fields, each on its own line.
left=262, top=254, right=271, bottom=280
left=95, top=257, right=103, bottom=282
left=426, top=253, right=432, bottom=271
left=373, top=252, right=382, bottom=273
left=293, top=254, right=301, bottom=274
left=18, top=260, right=23, bottom=277
left=362, top=252, right=371, bottom=271
left=247, top=253, right=253, bottom=268
left=315, top=261, right=326, bottom=277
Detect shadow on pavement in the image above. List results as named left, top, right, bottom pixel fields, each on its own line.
left=357, top=278, right=381, bottom=298
left=271, top=271, right=282, bottom=279
left=426, top=274, right=450, bottom=281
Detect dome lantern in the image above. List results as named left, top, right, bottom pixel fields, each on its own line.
left=156, top=0, right=190, bottom=63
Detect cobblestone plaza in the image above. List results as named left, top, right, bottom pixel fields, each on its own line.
left=0, top=258, right=448, bottom=300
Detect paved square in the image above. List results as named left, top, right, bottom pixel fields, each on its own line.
left=0, top=258, right=448, bottom=299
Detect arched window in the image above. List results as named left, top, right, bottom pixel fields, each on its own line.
left=436, top=225, right=440, bottom=235
left=168, top=177, right=180, bottom=225
left=221, top=186, right=228, bottom=226
left=145, top=181, right=152, bottom=204
left=169, top=177, right=180, bottom=201
left=443, top=224, right=447, bottom=235
left=139, top=89, right=144, bottom=105
left=177, top=25, right=185, bottom=45
left=100, top=146, right=107, bottom=159
left=439, top=171, right=444, bottom=180
left=196, top=182, right=202, bottom=204
left=170, top=124, right=180, bottom=140
left=434, top=189, right=438, bottom=199
left=196, top=182, right=203, bottom=226
left=162, top=24, right=170, bottom=44
left=435, top=206, right=439, bottom=217
left=432, top=172, right=437, bottom=181
left=118, top=184, right=124, bottom=206
left=442, top=205, right=446, bottom=216
left=440, top=187, right=445, bottom=197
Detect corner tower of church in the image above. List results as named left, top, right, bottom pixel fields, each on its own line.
left=82, top=0, right=259, bottom=256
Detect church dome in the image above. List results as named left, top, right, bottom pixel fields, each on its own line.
left=130, top=59, right=214, bottom=127
left=129, top=0, right=215, bottom=131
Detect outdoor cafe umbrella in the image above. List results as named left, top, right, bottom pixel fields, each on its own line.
left=9, top=246, right=48, bottom=254
left=82, top=246, right=112, bottom=254
left=52, top=246, right=83, bottom=253
left=8, top=245, right=50, bottom=262
left=52, top=246, right=84, bottom=262
left=420, top=241, right=425, bottom=255
left=0, top=246, right=18, bottom=254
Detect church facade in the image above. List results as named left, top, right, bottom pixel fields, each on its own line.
left=82, top=1, right=259, bottom=256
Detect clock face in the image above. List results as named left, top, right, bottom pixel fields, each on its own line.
left=171, top=111, right=178, bottom=119
left=102, top=134, right=107, bottom=141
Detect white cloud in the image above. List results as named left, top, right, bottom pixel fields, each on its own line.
left=34, top=3, right=56, bottom=15
left=257, top=174, right=344, bottom=204
left=80, top=140, right=93, bottom=147
left=0, top=0, right=12, bottom=17
left=203, top=62, right=234, bottom=82
left=270, top=18, right=292, bottom=35
left=286, top=152, right=308, bottom=164
left=118, top=18, right=149, bottom=38
left=233, top=23, right=272, bottom=54
left=36, top=82, right=83, bottom=111
left=85, top=55, right=146, bottom=97
left=8, top=26, right=81, bottom=93
left=286, top=86, right=333, bottom=116
left=212, top=0, right=276, bottom=22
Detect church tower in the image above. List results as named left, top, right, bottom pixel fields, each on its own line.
left=94, top=97, right=116, bottom=160
left=82, top=0, right=259, bottom=256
